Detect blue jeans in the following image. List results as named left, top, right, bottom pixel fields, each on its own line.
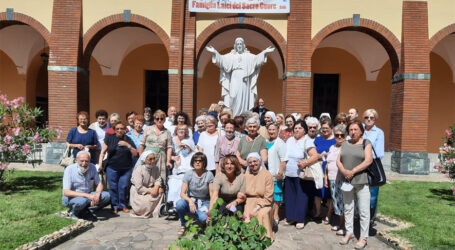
left=106, top=167, right=133, bottom=210
left=175, top=199, right=209, bottom=226
left=370, top=186, right=380, bottom=222
left=62, top=191, right=110, bottom=217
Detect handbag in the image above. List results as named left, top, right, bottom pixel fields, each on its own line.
left=298, top=138, right=322, bottom=183
left=363, top=140, right=387, bottom=186
left=59, top=145, right=75, bottom=167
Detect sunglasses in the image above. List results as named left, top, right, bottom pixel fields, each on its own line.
left=148, top=157, right=156, bottom=161
left=335, top=133, right=346, bottom=138
left=154, top=117, right=164, bottom=121
left=308, top=126, right=317, bottom=130
left=364, top=116, right=375, bottom=121
left=194, top=159, right=203, bottom=163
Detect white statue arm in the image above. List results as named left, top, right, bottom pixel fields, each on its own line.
left=206, top=45, right=220, bottom=57
left=262, top=46, right=275, bottom=55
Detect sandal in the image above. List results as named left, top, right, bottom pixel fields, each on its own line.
left=339, top=234, right=354, bottom=245
left=177, top=226, right=185, bottom=237
left=336, top=229, right=346, bottom=236
left=331, top=225, right=340, bottom=231
left=283, top=220, right=295, bottom=226
left=295, top=223, right=305, bottom=229
left=354, top=239, right=367, bottom=249
left=323, top=217, right=330, bottom=225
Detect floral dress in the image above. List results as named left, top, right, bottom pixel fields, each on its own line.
left=140, top=125, right=172, bottom=176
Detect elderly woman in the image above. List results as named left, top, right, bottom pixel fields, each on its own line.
left=325, top=124, right=346, bottom=235
left=170, top=111, right=193, bottom=137
left=66, top=111, right=99, bottom=163
left=209, top=155, right=246, bottom=214
left=127, top=115, right=145, bottom=165
left=105, top=113, right=121, bottom=135
left=236, top=117, right=268, bottom=169
left=244, top=153, right=274, bottom=239
left=218, top=109, right=233, bottom=135
left=130, top=151, right=164, bottom=218
left=192, top=115, right=206, bottom=145
left=215, top=119, right=241, bottom=174
left=176, top=152, right=214, bottom=236
left=335, top=112, right=349, bottom=126
left=284, top=120, right=319, bottom=229
left=362, top=109, right=384, bottom=227
left=234, top=116, right=247, bottom=138
left=258, top=111, right=275, bottom=139
left=172, top=124, right=191, bottom=157
left=276, top=113, right=286, bottom=131
left=305, top=117, right=320, bottom=142
left=279, top=114, right=295, bottom=142
left=139, top=110, right=173, bottom=177
left=314, top=117, right=336, bottom=221
left=126, top=111, right=137, bottom=132
left=266, top=122, right=287, bottom=227
left=197, top=116, right=219, bottom=175
left=99, top=122, right=138, bottom=213
left=337, top=120, right=373, bottom=248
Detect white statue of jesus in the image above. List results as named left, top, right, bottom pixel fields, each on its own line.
left=206, top=38, right=275, bottom=116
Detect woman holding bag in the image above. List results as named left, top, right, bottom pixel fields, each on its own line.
left=284, top=120, right=319, bottom=229
left=336, top=120, right=373, bottom=249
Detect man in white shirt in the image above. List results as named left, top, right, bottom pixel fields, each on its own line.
left=164, top=106, right=177, bottom=130
left=89, top=109, right=110, bottom=163
left=348, top=108, right=359, bottom=121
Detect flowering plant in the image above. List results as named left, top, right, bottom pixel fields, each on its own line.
left=170, top=198, right=272, bottom=249
left=0, top=93, right=62, bottom=181
left=434, top=124, right=455, bottom=195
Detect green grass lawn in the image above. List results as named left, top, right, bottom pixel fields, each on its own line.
left=379, top=180, right=455, bottom=249
left=0, top=170, right=75, bottom=250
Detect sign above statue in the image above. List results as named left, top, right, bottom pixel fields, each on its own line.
left=189, top=0, right=290, bottom=14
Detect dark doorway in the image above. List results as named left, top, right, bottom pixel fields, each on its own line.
left=145, top=70, right=168, bottom=112
left=312, top=74, right=339, bottom=120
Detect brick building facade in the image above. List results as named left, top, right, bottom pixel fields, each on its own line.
left=1, top=0, right=455, bottom=173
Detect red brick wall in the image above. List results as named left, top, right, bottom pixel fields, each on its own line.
left=390, top=1, right=430, bottom=152
left=182, top=7, right=196, bottom=121
left=168, top=0, right=185, bottom=111
left=48, top=0, right=83, bottom=140
left=284, top=0, right=312, bottom=115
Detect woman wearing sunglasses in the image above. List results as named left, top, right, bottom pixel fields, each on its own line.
left=325, top=124, right=347, bottom=236
left=139, top=110, right=173, bottom=178
left=362, top=109, right=384, bottom=228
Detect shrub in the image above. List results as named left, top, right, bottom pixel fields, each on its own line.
left=435, top=124, right=455, bottom=194
left=170, top=198, right=272, bottom=250
left=0, top=93, right=62, bottom=181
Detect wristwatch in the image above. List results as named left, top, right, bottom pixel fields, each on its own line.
left=127, top=145, right=132, bottom=149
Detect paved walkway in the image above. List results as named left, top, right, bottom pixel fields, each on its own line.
left=55, top=209, right=392, bottom=250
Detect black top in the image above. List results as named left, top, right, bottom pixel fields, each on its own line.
left=104, top=134, right=136, bottom=170
left=251, top=106, right=269, bottom=126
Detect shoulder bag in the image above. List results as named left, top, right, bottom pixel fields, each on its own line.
left=59, top=145, right=74, bottom=168
left=298, top=139, right=323, bottom=187
left=363, top=140, right=387, bottom=186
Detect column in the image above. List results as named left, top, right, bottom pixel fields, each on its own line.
left=390, top=0, right=431, bottom=174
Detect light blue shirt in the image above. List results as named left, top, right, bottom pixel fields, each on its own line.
left=62, top=163, right=100, bottom=195
left=363, top=124, right=384, bottom=159
left=126, top=130, right=144, bottom=149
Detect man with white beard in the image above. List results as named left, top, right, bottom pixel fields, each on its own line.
left=164, top=106, right=177, bottom=130
left=62, top=151, right=110, bottom=221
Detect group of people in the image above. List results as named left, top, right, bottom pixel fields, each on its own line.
left=62, top=98, right=384, bottom=249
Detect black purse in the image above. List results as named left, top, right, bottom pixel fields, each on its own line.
left=363, top=140, right=387, bottom=186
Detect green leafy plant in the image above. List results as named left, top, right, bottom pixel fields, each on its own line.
left=435, top=124, right=455, bottom=194
left=170, top=198, right=272, bottom=250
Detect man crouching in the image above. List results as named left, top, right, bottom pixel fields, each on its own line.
left=62, top=151, right=110, bottom=221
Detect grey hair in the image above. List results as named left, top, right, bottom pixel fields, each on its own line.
left=109, top=113, right=120, bottom=120
left=305, top=116, right=320, bottom=126
left=205, top=115, right=218, bottom=127
left=195, top=115, right=207, bottom=123
left=334, top=124, right=346, bottom=134
left=76, top=150, right=91, bottom=160
left=240, top=111, right=253, bottom=121
left=246, top=117, right=260, bottom=127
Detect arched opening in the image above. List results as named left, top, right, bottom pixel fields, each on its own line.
left=197, top=26, right=285, bottom=114
left=84, top=23, right=169, bottom=121
left=312, top=27, right=400, bottom=151
left=428, top=32, right=455, bottom=152
left=0, top=22, right=49, bottom=125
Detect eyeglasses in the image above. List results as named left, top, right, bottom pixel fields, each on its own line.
left=364, top=116, right=375, bottom=121
left=115, top=127, right=126, bottom=130
left=148, top=157, right=156, bottom=161
left=194, top=159, right=203, bottom=163
left=154, top=117, right=164, bottom=121
left=308, top=126, right=317, bottom=130
left=335, top=133, right=346, bottom=139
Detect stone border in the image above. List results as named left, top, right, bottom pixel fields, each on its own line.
left=375, top=213, right=415, bottom=250
left=15, top=212, right=94, bottom=250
